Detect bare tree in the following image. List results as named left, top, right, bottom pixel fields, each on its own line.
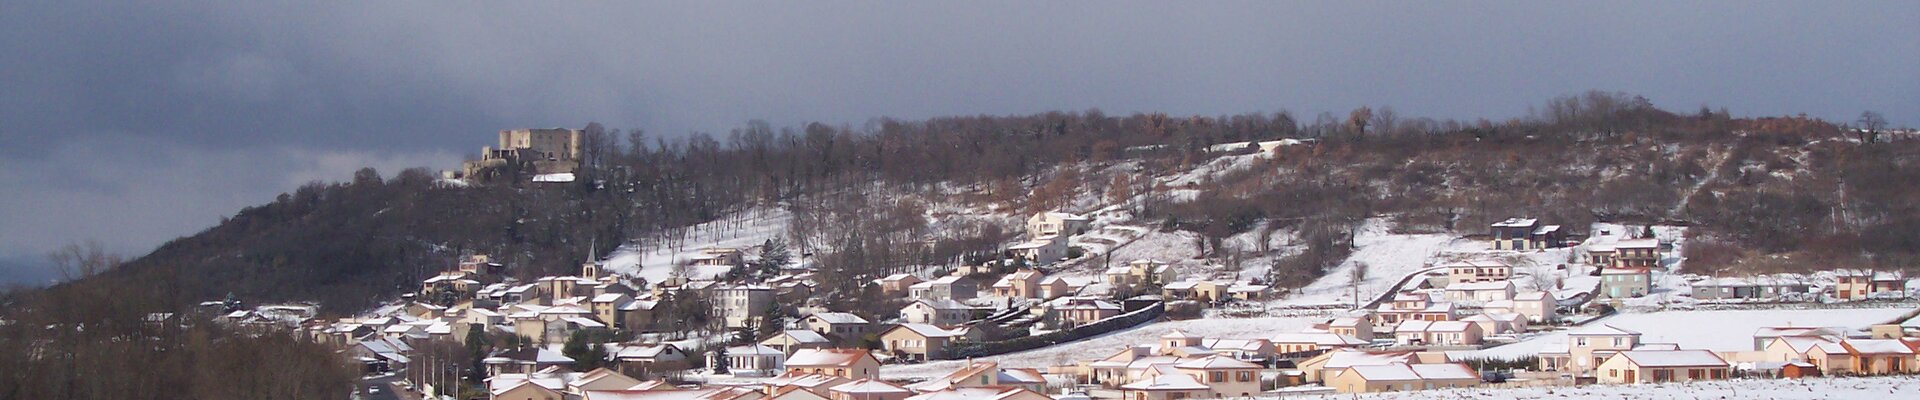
left=1857, top=111, right=1887, bottom=143
left=1349, top=261, right=1370, bottom=309
left=1348, top=106, right=1373, bottom=137
left=46, top=240, right=122, bottom=281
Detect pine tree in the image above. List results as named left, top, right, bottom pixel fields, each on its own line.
left=759, top=237, right=791, bottom=280
left=710, top=346, right=731, bottom=374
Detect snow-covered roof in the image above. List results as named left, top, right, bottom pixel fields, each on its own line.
left=1323, top=350, right=1416, bottom=369
left=829, top=379, right=910, bottom=394
left=808, top=312, right=869, bottom=325
left=726, top=344, right=785, bottom=356
left=1514, top=291, right=1553, bottom=301
left=1570, top=324, right=1641, bottom=336
left=1173, top=355, right=1261, bottom=369
left=1118, top=372, right=1208, bottom=391
left=774, top=329, right=833, bottom=344
left=1844, top=339, right=1916, bottom=355
left=1614, top=238, right=1659, bottom=249
left=911, top=299, right=972, bottom=310
left=1616, top=350, right=1728, bottom=367
left=786, top=349, right=873, bottom=367
left=1271, top=333, right=1367, bottom=347
left=1491, top=218, right=1538, bottom=228
left=890, top=324, right=967, bottom=338
left=1446, top=281, right=1515, bottom=292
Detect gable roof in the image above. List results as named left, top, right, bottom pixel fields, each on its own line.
left=1174, top=355, right=1261, bottom=369
left=771, top=329, right=832, bottom=344
left=786, top=348, right=876, bottom=368
left=1118, top=372, right=1208, bottom=391
left=887, top=323, right=967, bottom=339
left=1615, top=350, right=1728, bottom=367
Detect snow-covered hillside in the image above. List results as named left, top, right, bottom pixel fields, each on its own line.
left=602, top=208, right=792, bottom=283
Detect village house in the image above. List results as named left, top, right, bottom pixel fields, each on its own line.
left=1373, top=293, right=1457, bottom=327
left=879, top=324, right=974, bottom=361
left=1752, top=326, right=1844, bottom=351
left=1200, top=338, right=1277, bottom=363
left=785, top=349, right=882, bottom=380
left=1538, top=324, right=1641, bottom=373
left=1326, top=317, right=1375, bottom=342
left=582, top=387, right=764, bottom=400
left=901, top=387, right=1051, bottom=400
left=1050, top=296, right=1122, bottom=328
left=1595, top=350, right=1730, bottom=384
left=1116, top=371, right=1210, bottom=400
left=1763, top=336, right=1850, bottom=374
left=1327, top=363, right=1481, bottom=394
left=1834, top=269, right=1908, bottom=300
left=705, top=345, right=784, bottom=377
left=762, top=372, right=850, bottom=398
left=1510, top=291, right=1557, bottom=323
left=873, top=274, right=924, bottom=297
left=1296, top=350, right=1425, bottom=383
left=1027, top=211, right=1091, bottom=239
left=909, top=275, right=979, bottom=301
left=1612, top=239, right=1661, bottom=268
left=1489, top=218, right=1564, bottom=250
left=1835, top=339, right=1917, bottom=375
left=607, top=343, right=690, bottom=377
left=1028, top=277, right=1072, bottom=300
left=905, top=361, right=1047, bottom=394
left=1444, top=260, right=1512, bottom=285
left=712, top=284, right=775, bottom=329
left=991, top=269, right=1045, bottom=298
left=1443, top=280, right=1515, bottom=303
left=763, top=330, right=835, bottom=355
left=1009, top=235, right=1070, bottom=265
left=590, top=293, right=657, bottom=330
left=805, top=312, right=873, bottom=339
left=1690, top=277, right=1812, bottom=301
left=1598, top=268, right=1651, bottom=299
left=1270, top=333, right=1368, bottom=355
left=485, top=347, right=576, bottom=377
left=688, top=247, right=747, bottom=268
left=1169, top=355, right=1264, bottom=398
left=1392, top=320, right=1483, bottom=346
left=1106, top=259, right=1179, bottom=289
left=900, top=299, right=975, bottom=326
left=826, top=379, right=913, bottom=400
left=1460, top=313, right=1528, bottom=336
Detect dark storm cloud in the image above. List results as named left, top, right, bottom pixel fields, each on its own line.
left=1, top=1, right=1916, bottom=284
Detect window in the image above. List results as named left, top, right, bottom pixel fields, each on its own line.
left=1210, top=371, right=1226, bottom=382
left=1237, top=371, right=1254, bottom=382
left=1577, top=337, right=1588, bottom=346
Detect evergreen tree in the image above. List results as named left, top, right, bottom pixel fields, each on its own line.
left=1640, top=225, right=1656, bottom=239
left=464, top=325, right=490, bottom=382
left=758, top=237, right=791, bottom=280
left=711, top=346, right=731, bottom=374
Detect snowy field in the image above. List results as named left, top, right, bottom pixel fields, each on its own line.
left=1273, top=219, right=1458, bottom=307
left=1288, top=375, right=1920, bottom=399
left=880, top=315, right=1335, bottom=379
left=602, top=208, right=791, bottom=283
left=1456, top=307, right=1914, bottom=360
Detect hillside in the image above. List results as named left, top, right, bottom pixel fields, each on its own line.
left=26, top=92, right=1920, bottom=318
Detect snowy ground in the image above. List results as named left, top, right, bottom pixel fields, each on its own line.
left=602, top=208, right=791, bottom=283
left=1285, top=375, right=1920, bottom=399
left=879, top=314, right=1336, bottom=379
left=1454, top=306, right=1914, bottom=360
left=1271, top=219, right=1458, bottom=308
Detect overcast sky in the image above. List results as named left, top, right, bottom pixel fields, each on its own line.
left=2, top=1, right=1915, bottom=285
